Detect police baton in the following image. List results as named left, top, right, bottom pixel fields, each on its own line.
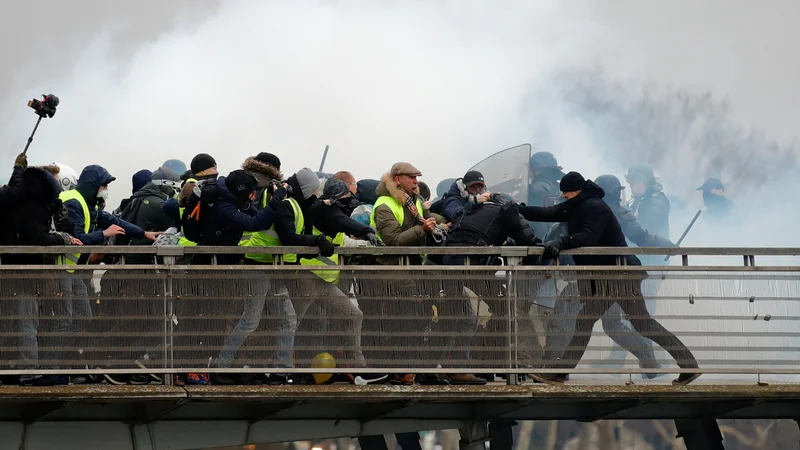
left=664, top=209, right=702, bottom=261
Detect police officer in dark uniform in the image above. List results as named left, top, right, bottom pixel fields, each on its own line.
left=527, top=151, right=565, bottom=238
left=697, top=177, right=737, bottom=223
left=519, top=171, right=700, bottom=385
left=596, top=175, right=675, bottom=248
left=625, top=164, right=671, bottom=244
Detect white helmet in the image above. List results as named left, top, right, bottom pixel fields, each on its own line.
left=52, top=162, right=78, bottom=191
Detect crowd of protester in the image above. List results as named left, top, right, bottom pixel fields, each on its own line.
left=0, top=150, right=711, bottom=387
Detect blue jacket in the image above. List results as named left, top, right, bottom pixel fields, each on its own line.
left=64, top=165, right=145, bottom=263
left=194, top=176, right=278, bottom=264
left=441, top=179, right=474, bottom=222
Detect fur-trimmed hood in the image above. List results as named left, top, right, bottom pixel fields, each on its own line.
left=377, top=172, right=421, bottom=205
left=242, top=157, right=282, bottom=189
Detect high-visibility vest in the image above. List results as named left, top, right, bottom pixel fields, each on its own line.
left=370, top=195, right=424, bottom=241
left=300, top=229, right=344, bottom=284
left=242, top=196, right=303, bottom=263
left=176, top=206, right=197, bottom=247
left=59, top=190, right=90, bottom=271
left=239, top=189, right=269, bottom=245
left=178, top=178, right=199, bottom=247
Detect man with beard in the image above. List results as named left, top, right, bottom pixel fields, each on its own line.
left=519, top=171, right=700, bottom=385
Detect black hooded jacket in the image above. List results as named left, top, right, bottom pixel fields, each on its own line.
left=268, top=173, right=321, bottom=248
left=519, top=180, right=633, bottom=266
left=11, top=168, right=76, bottom=264
left=309, top=196, right=373, bottom=239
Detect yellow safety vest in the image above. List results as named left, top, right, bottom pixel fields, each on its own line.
left=242, top=196, right=303, bottom=264
left=370, top=195, right=424, bottom=241
left=59, top=190, right=90, bottom=271
left=300, top=229, right=344, bottom=284
left=239, top=189, right=269, bottom=245
left=177, top=206, right=197, bottom=247
left=178, top=179, right=198, bottom=247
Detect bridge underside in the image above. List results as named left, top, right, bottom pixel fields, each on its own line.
left=0, top=384, right=798, bottom=449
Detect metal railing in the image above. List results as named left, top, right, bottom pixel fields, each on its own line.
left=0, top=246, right=798, bottom=383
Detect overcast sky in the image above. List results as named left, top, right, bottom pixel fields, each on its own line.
left=2, top=0, right=798, bottom=216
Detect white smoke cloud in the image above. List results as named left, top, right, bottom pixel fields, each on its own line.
left=2, top=0, right=799, bottom=248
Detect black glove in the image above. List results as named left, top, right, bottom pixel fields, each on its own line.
left=271, top=185, right=287, bottom=202
left=543, top=238, right=562, bottom=260
left=14, top=152, right=27, bottom=169
left=365, top=231, right=383, bottom=246
left=317, top=235, right=336, bottom=257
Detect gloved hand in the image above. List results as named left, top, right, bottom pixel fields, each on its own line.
left=317, top=235, right=336, bottom=257
left=542, top=238, right=563, bottom=260
left=14, top=152, right=27, bottom=169
left=365, top=231, right=383, bottom=246
left=271, top=185, right=287, bottom=202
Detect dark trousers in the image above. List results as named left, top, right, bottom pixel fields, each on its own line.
left=544, top=278, right=698, bottom=370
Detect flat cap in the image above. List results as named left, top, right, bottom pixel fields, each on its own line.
left=390, top=162, right=422, bottom=177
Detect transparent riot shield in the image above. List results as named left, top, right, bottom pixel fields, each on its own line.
left=468, top=143, right=532, bottom=203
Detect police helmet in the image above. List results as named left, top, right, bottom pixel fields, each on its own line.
left=625, top=164, right=655, bottom=185
left=529, top=151, right=561, bottom=170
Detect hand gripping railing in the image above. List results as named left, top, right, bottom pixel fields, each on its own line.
left=0, top=246, right=798, bottom=385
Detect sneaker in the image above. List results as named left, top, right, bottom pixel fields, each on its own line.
left=21, top=375, right=70, bottom=386
left=70, top=375, right=88, bottom=385
left=672, top=372, right=701, bottom=386
left=210, top=373, right=239, bottom=386
left=348, top=374, right=389, bottom=385
left=134, top=360, right=162, bottom=384
left=185, top=373, right=211, bottom=385
left=103, top=374, right=131, bottom=385
left=415, top=374, right=450, bottom=386
left=173, top=374, right=186, bottom=386
left=389, top=374, right=416, bottom=386
left=128, top=375, right=152, bottom=385
left=528, top=373, right=567, bottom=385
left=447, top=374, right=488, bottom=386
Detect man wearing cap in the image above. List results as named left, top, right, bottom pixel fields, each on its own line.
left=698, top=177, right=736, bottom=222
left=441, top=170, right=490, bottom=222
left=519, top=171, right=700, bottom=385
left=371, top=162, right=447, bottom=261
left=115, top=167, right=182, bottom=251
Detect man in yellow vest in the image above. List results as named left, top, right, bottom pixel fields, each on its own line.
left=59, top=165, right=159, bottom=380
left=371, top=162, right=485, bottom=386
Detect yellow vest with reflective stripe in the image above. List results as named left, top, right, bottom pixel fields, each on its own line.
left=370, top=195, right=424, bottom=241
left=59, top=190, right=90, bottom=271
left=176, top=206, right=197, bottom=247
left=300, top=229, right=344, bottom=284
left=243, top=196, right=303, bottom=263
left=239, top=189, right=269, bottom=245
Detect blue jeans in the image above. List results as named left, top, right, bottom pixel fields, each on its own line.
left=215, top=280, right=296, bottom=369
left=17, top=294, right=40, bottom=381
left=41, top=275, right=91, bottom=369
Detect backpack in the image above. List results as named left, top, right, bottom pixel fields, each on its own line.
left=180, top=178, right=220, bottom=243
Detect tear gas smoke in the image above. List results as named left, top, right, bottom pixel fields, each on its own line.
left=1, top=0, right=798, bottom=250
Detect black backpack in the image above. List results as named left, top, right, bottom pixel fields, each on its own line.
left=180, top=178, right=220, bottom=243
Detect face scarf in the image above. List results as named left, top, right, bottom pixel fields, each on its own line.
left=402, top=191, right=447, bottom=243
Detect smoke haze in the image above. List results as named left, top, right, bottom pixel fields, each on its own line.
left=1, top=0, right=799, bottom=246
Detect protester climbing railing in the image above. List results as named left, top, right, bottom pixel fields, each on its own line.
left=0, top=246, right=798, bottom=383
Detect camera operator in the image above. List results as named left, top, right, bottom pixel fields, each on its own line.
left=11, top=165, right=82, bottom=385
left=0, top=153, right=28, bottom=246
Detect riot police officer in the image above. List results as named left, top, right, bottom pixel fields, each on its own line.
left=527, top=151, right=565, bottom=238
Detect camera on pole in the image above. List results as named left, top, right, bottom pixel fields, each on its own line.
left=23, top=94, right=60, bottom=155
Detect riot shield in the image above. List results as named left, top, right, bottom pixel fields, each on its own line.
left=468, top=144, right=532, bottom=203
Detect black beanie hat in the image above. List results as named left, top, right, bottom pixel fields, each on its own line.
left=225, top=169, right=257, bottom=201
left=322, top=177, right=350, bottom=200
left=190, top=153, right=217, bottom=174
left=255, top=152, right=281, bottom=170
left=559, top=171, right=587, bottom=192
